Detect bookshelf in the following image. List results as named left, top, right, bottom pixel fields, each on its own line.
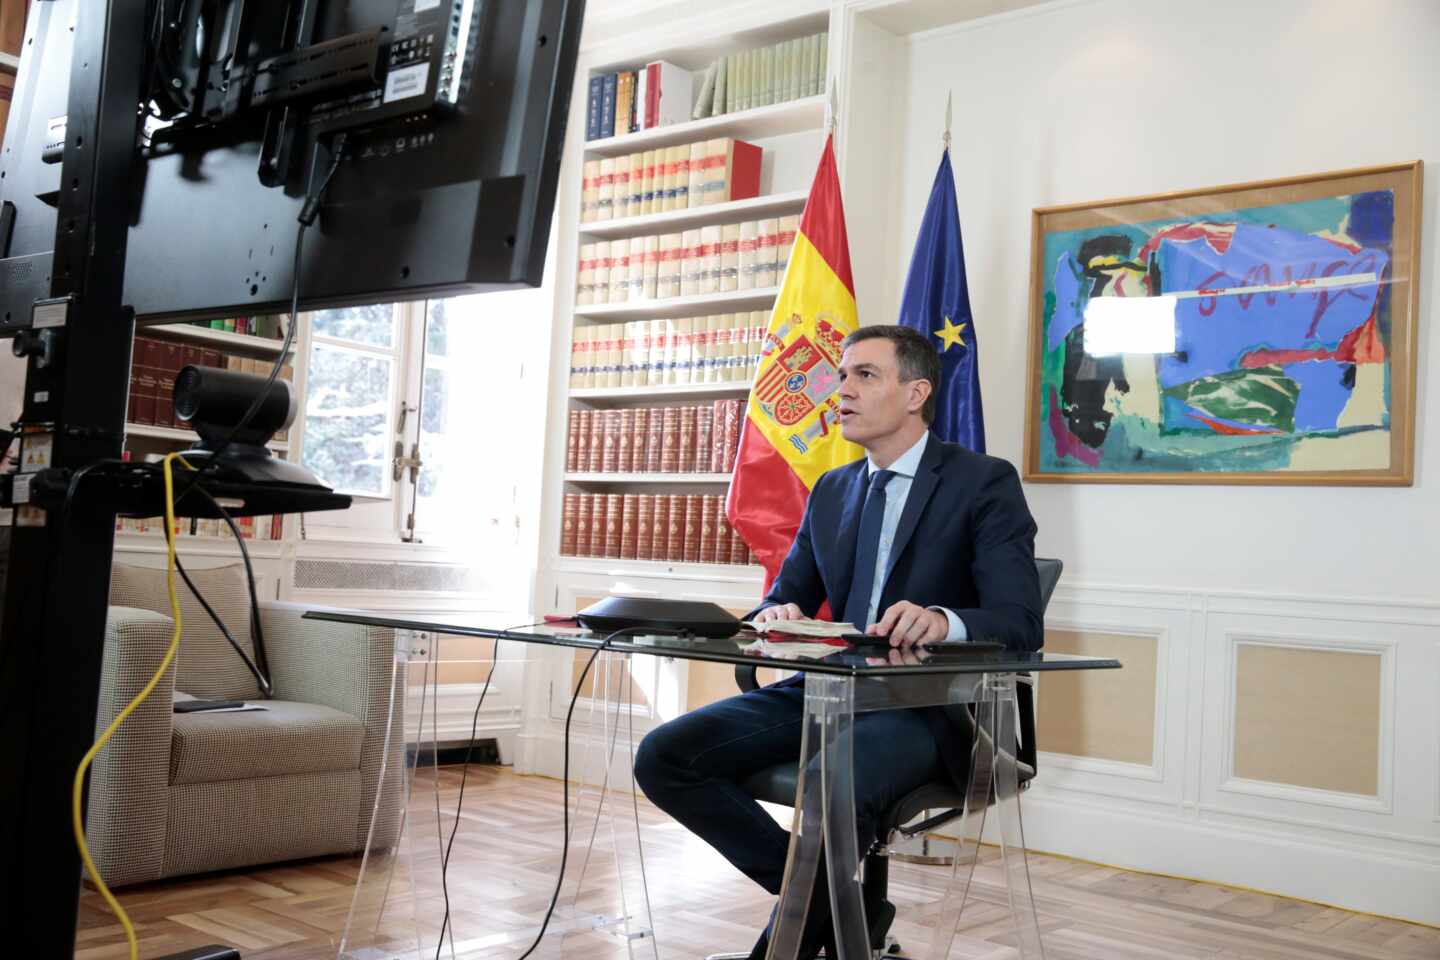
left=566, top=472, right=732, bottom=484
left=125, top=422, right=290, bottom=451
left=582, top=94, right=826, bottom=156
left=548, top=11, right=834, bottom=588
left=580, top=189, right=808, bottom=239
left=574, top=287, right=783, bottom=322
left=145, top=322, right=290, bottom=357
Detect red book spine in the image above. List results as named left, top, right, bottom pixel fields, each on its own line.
left=587, top=410, right=604, bottom=472
left=133, top=338, right=158, bottom=426
left=620, top=493, right=640, bottom=559
left=660, top=407, right=681, bottom=473
left=694, top=406, right=713, bottom=475
left=651, top=495, right=670, bottom=562
left=722, top=399, right=741, bottom=472
left=577, top=410, right=594, bottom=473
left=617, top=408, right=636, bottom=474
left=710, top=400, right=727, bottom=473
left=729, top=520, right=750, bottom=565
left=566, top=410, right=581, bottom=472
left=574, top=494, right=594, bottom=557
left=664, top=494, right=684, bottom=562
left=699, top=495, right=718, bottom=563
left=601, top=410, right=621, bottom=473
left=678, top=406, right=697, bottom=473
left=201, top=347, right=223, bottom=369
left=635, top=494, right=654, bottom=561
left=715, top=501, right=733, bottom=564
left=127, top=350, right=142, bottom=426
left=631, top=408, right=650, bottom=474
left=604, top=493, right=623, bottom=558
left=682, top=494, right=703, bottom=563
left=588, top=494, right=608, bottom=557
left=645, top=406, right=664, bottom=472
left=561, top=493, right=579, bottom=556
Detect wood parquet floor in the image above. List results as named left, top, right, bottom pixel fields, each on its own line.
left=75, top=765, right=1439, bottom=960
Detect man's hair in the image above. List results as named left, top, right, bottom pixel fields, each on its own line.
left=841, top=325, right=942, bottom=425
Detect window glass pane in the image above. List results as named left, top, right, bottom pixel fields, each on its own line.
left=425, top=299, right=449, bottom=358
left=311, top=304, right=396, bottom=348
left=302, top=343, right=393, bottom=496
left=417, top=365, right=448, bottom=502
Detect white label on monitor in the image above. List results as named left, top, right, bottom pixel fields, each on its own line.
left=414, top=0, right=442, bottom=11
left=12, top=474, right=30, bottom=504
left=32, top=391, right=49, bottom=403
left=32, top=301, right=68, bottom=329
left=20, top=434, right=52, bottom=473
left=384, top=64, right=430, bottom=104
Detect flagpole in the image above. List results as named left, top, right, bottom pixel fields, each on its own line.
left=944, top=90, right=951, bottom=152
left=826, top=80, right=838, bottom=134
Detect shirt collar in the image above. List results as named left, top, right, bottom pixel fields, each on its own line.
left=867, top=431, right=929, bottom=482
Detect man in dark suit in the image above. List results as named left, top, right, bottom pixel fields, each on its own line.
left=634, top=325, right=1042, bottom=960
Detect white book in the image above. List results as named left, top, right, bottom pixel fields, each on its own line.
left=646, top=60, right=695, bottom=128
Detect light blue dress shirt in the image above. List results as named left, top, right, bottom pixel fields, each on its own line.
left=862, top=432, right=968, bottom=641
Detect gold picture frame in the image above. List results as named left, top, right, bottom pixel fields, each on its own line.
left=1023, top=161, right=1421, bottom=485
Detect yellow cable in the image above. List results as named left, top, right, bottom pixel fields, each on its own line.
left=72, top=452, right=194, bottom=960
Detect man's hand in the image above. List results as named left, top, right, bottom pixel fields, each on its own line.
left=869, top=601, right=948, bottom=648
left=752, top=602, right=804, bottom=624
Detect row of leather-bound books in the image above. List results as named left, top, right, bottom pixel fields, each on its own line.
left=576, top=216, right=797, bottom=304
left=570, top=315, right=764, bottom=389
left=561, top=493, right=758, bottom=566
left=566, top=400, right=743, bottom=475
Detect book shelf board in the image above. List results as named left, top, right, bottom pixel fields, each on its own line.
left=579, top=190, right=809, bottom=239
left=575, top=287, right=780, bottom=322
left=145, top=323, right=289, bottom=357
left=583, top=95, right=826, bottom=158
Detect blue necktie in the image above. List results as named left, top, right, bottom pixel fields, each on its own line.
left=842, top=469, right=895, bottom=630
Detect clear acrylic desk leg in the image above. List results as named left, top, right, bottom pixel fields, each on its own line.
left=923, top=674, right=1045, bottom=960
left=766, top=674, right=870, bottom=960
left=338, top=637, right=657, bottom=960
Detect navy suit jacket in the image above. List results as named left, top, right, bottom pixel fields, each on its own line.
left=749, top=433, right=1043, bottom=787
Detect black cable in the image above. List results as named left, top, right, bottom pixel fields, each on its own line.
left=170, top=551, right=272, bottom=698
left=512, top=626, right=653, bottom=960
left=184, top=484, right=272, bottom=694
left=432, top=620, right=552, bottom=959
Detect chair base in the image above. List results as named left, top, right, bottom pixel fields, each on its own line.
left=888, top=832, right=955, bottom=866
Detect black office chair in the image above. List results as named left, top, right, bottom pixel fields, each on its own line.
left=718, top=558, right=1064, bottom=959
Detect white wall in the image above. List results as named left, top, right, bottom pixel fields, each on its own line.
left=895, top=0, right=1439, bottom=598
left=870, top=0, right=1440, bottom=922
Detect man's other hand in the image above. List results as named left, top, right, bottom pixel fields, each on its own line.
left=869, top=601, right=947, bottom=648
left=752, top=603, right=804, bottom=624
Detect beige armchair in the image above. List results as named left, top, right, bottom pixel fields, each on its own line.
left=88, top=562, right=403, bottom=887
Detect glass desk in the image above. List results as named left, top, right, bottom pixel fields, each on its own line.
left=303, top=610, right=1121, bottom=960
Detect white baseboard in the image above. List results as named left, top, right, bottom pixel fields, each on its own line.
left=1008, top=792, right=1440, bottom=926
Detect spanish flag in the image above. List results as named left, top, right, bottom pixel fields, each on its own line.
left=726, top=134, right=864, bottom=587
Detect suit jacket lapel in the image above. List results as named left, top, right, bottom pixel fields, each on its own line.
left=828, top=465, right=868, bottom=620
left=882, top=436, right=943, bottom=600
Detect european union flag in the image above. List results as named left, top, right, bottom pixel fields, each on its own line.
left=897, top=149, right=985, bottom=453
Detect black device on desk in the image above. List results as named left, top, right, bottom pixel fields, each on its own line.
left=0, top=2, right=586, bottom=957
left=577, top=596, right=743, bottom=640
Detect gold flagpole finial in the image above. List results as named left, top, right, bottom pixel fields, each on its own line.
left=944, top=91, right=952, bottom=151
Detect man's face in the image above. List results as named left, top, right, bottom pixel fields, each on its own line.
left=837, top=338, right=926, bottom=447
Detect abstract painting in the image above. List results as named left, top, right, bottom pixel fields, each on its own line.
left=1024, top=163, right=1421, bottom=485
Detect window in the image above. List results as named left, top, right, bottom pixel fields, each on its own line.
left=302, top=305, right=400, bottom=499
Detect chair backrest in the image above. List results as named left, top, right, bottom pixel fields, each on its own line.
left=1016, top=557, right=1063, bottom=778
left=110, top=561, right=263, bottom=700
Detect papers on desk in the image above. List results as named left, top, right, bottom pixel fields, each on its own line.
left=737, top=636, right=850, bottom=661
left=741, top=618, right=860, bottom=639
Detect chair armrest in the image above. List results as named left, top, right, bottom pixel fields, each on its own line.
left=257, top=601, right=396, bottom=725
left=257, top=601, right=404, bottom=852
left=87, top=606, right=179, bottom=887
left=734, top=664, right=759, bottom=693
